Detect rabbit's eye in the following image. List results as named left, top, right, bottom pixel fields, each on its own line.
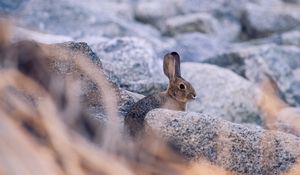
left=179, top=83, right=185, bottom=90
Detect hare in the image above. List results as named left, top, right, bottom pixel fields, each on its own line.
left=124, top=52, right=196, bottom=137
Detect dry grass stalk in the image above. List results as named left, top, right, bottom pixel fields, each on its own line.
left=257, top=73, right=300, bottom=136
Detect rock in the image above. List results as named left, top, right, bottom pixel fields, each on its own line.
left=135, top=1, right=241, bottom=41
left=181, top=63, right=261, bottom=124
left=245, top=45, right=300, bottom=107
left=53, top=41, right=102, bottom=67
left=177, top=0, right=282, bottom=19
left=203, top=44, right=271, bottom=76
left=43, top=41, right=103, bottom=114
left=269, top=30, right=300, bottom=47
left=177, top=0, right=242, bottom=17
left=6, top=0, right=162, bottom=44
left=241, top=3, right=300, bottom=39
left=145, top=109, right=300, bottom=175
left=171, top=33, right=228, bottom=62
left=0, top=0, right=28, bottom=13
left=89, top=37, right=167, bottom=95
left=215, top=18, right=241, bottom=42
left=12, top=27, right=73, bottom=44
left=154, top=37, right=178, bottom=59
left=75, top=75, right=144, bottom=124
left=134, top=0, right=180, bottom=28
left=206, top=44, right=300, bottom=107
left=44, top=41, right=144, bottom=119
left=275, top=30, right=300, bottom=46
left=82, top=0, right=134, bottom=20
left=164, top=14, right=240, bottom=42
left=86, top=88, right=144, bottom=121
left=282, top=0, right=300, bottom=3
left=134, top=0, right=258, bottom=26
left=118, top=89, right=145, bottom=117
left=223, top=30, right=300, bottom=48
left=162, top=13, right=219, bottom=36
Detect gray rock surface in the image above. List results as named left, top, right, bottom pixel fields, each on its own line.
left=283, top=0, right=300, bottom=3
left=46, top=41, right=144, bottom=119
left=203, top=44, right=271, bottom=76
left=208, top=44, right=300, bottom=107
left=0, top=0, right=28, bottom=13
left=244, top=45, right=300, bottom=107
left=215, top=18, right=241, bottom=42
left=176, top=0, right=245, bottom=17
left=171, top=33, right=228, bottom=62
left=181, top=63, right=261, bottom=124
left=273, top=30, right=300, bottom=47
left=177, top=0, right=282, bottom=19
left=7, top=0, right=162, bottom=45
left=134, top=0, right=263, bottom=25
left=85, top=88, right=144, bottom=121
left=162, top=13, right=219, bottom=36
left=241, top=3, right=300, bottom=39
left=145, top=109, right=300, bottom=175
left=11, top=27, right=73, bottom=44
left=134, top=0, right=180, bottom=28
left=118, top=90, right=145, bottom=117
left=54, top=41, right=102, bottom=67
left=161, top=13, right=241, bottom=42
left=135, top=0, right=242, bottom=41
left=251, top=30, right=300, bottom=47
left=88, top=37, right=166, bottom=95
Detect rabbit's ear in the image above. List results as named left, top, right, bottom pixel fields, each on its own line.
left=163, top=52, right=181, bottom=80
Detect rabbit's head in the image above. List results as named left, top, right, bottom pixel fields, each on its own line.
left=163, top=52, right=196, bottom=103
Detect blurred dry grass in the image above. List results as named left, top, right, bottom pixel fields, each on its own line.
left=0, top=19, right=233, bottom=175
left=257, top=73, right=300, bottom=136
left=2, top=17, right=300, bottom=175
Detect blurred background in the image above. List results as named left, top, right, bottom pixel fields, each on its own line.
left=2, top=0, right=299, bottom=103
left=0, top=0, right=300, bottom=175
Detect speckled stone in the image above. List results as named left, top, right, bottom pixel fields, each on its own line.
left=181, top=63, right=261, bottom=125
left=59, top=42, right=101, bottom=65
left=162, top=13, right=219, bottom=36
left=162, top=13, right=240, bottom=42
left=242, top=3, right=300, bottom=39
left=171, top=33, right=228, bottom=63
left=206, top=44, right=300, bottom=107
left=45, top=41, right=143, bottom=118
left=244, top=45, right=300, bottom=107
left=90, top=37, right=166, bottom=95
left=6, top=0, right=161, bottom=43
left=145, top=109, right=300, bottom=175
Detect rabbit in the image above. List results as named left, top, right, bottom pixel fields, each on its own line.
left=124, top=52, right=196, bottom=137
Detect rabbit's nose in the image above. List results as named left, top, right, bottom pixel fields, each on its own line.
left=190, top=93, right=197, bottom=99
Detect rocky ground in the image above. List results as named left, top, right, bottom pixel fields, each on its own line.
left=2, top=0, right=300, bottom=174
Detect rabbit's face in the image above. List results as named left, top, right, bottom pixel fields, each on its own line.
left=168, top=77, right=196, bottom=103
left=163, top=52, right=196, bottom=103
